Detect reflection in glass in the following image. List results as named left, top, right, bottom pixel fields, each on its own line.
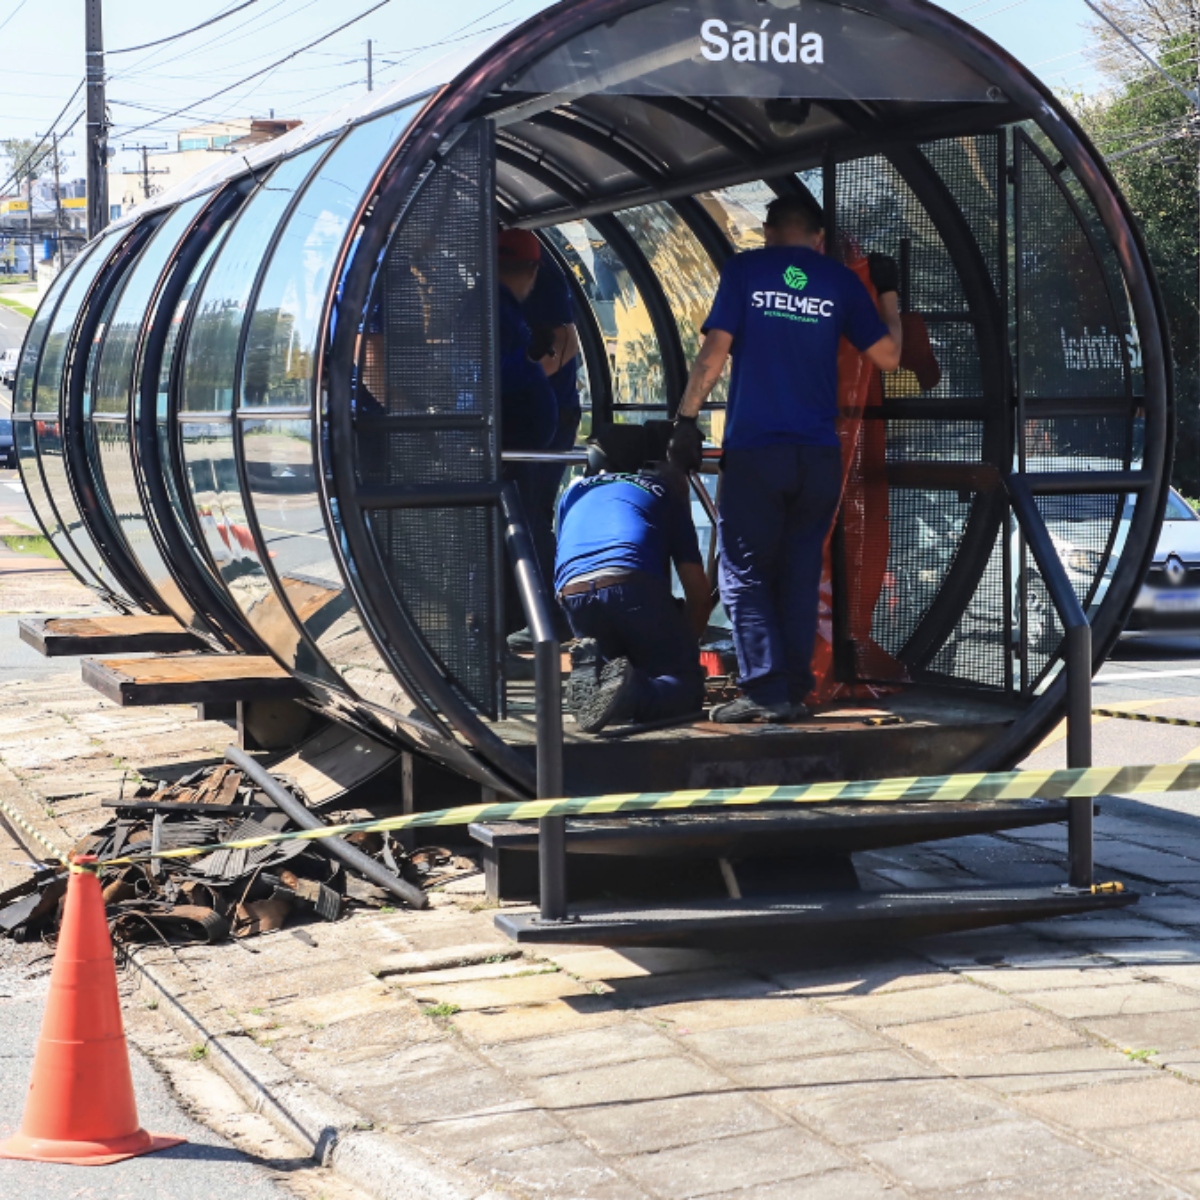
left=238, top=110, right=421, bottom=712
left=548, top=220, right=664, bottom=415
left=90, top=197, right=207, bottom=624
left=32, top=228, right=135, bottom=598
left=13, top=245, right=96, bottom=585
left=181, top=146, right=327, bottom=415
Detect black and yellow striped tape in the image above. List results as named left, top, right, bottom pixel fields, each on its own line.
left=98, top=760, right=1200, bottom=869
left=1094, top=708, right=1200, bottom=730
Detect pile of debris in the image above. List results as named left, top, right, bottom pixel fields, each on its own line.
left=0, top=761, right=480, bottom=946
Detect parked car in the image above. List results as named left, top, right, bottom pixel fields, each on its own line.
left=0, top=417, right=15, bottom=468
left=1122, top=488, right=1200, bottom=633
left=0, top=348, right=18, bottom=391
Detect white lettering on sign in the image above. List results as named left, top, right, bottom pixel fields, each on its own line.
left=700, top=19, right=824, bottom=65
left=1059, top=325, right=1128, bottom=372
left=751, top=290, right=835, bottom=320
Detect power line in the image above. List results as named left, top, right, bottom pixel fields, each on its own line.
left=115, top=0, right=393, bottom=139
left=0, top=81, right=83, bottom=198
left=109, top=0, right=261, bottom=55
left=0, top=0, right=28, bottom=36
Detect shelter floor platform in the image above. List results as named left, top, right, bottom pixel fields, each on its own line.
left=496, top=884, right=1135, bottom=949
left=82, top=653, right=305, bottom=707
left=493, top=684, right=1027, bottom=793
left=20, top=615, right=205, bottom=657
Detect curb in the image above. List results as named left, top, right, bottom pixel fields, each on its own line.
left=125, top=945, right=513, bottom=1200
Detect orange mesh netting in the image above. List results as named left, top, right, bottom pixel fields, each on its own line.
left=807, top=259, right=940, bottom=704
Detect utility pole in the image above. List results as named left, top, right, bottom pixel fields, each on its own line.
left=85, top=0, right=108, bottom=239
left=367, top=38, right=374, bottom=91
left=120, top=143, right=169, bottom=210
left=25, top=170, right=35, bottom=285
left=51, top=131, right=63, bottom=267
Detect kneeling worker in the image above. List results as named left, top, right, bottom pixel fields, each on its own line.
left=556, top=429, right=710, bottom=733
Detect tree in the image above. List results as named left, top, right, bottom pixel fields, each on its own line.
left=1074, top=19, right=1200, bottom=491
left=0, top=137, right=56, bottom=190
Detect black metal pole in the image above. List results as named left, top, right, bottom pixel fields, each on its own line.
left=225, top=745, right=429, bottom=910
left=85, top=0, right=108, bottom=239
left=500, top=484, right=566, bottom=921
left=1007, top=475, right=1094, bottom=887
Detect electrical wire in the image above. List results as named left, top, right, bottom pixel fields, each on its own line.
left=109, top=0, right=261, bottom=55
left=113, top=0, right=392, bottom=139
left=0, top=0, right=28, bottom=36
left=0, top=81, right=84, bottom=197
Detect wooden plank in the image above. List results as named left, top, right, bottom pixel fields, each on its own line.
left=20, top=615, right=205, bottom=658
left=265, top=723, right=398, bottom=807
left=81, top=654, right=304, bottom=707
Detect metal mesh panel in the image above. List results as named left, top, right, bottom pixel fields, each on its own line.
left=837, top=143, right=1008, bottom=689
left=929, top=523, right=1007, bottom=688
left=357, top=121, right=499, bottom=716
left=1016, top=132, right=1131, bottom=402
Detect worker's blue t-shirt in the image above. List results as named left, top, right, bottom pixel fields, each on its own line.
left=703, top=246, right=888, bottom=449
left=499, top=284, right=556, bottom=451
left=522, top=256, right=580, bottom=414
left=554, top=472, right=702, bottom=593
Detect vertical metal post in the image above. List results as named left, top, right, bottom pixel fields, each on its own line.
left=1065, top=623, right=1094, bottom=887
left=25, top=173, right=35, bottom=285
left=367, top=39, right=374, bottom=92
left=398, top=751, right=415, bottom=853
left=500, top=483, right=567, bottom=922
left=85, top=0, right=109, bottom=239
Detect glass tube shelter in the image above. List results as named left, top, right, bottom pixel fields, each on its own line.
left=13, top=0, right=1174, bottom=800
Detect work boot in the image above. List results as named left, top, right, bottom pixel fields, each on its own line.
left=565, top=638, right=601, bottom=714
left=709, top=694, right=794, bottom=724
left=503, top=649, right=536, bottom=682
left=575, top=657, right=636, bottom=733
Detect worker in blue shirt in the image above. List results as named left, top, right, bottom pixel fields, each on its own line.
left=669, top=195, right=902, bottom=723
left=555, top=426, right=710, bottom=733
left=497, top=229, right=558, bottom=638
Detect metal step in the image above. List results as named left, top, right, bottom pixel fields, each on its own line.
left=495, top=885, right=1136, bottom=949
left=471, top=800, right=1075, bottom=902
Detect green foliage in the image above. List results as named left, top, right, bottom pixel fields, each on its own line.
left=1075, top=32, right=1200, bottom=491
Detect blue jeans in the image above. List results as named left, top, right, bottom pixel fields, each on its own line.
left=718, top=443, right=843, bottom=706
left=561, top=574, right=705, bottom=723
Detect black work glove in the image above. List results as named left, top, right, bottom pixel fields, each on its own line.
left=527, top=324, right=555, bottom=362
left=867, top=253, right=900, bottom=297
left=667, top=415, right=703, bottom=473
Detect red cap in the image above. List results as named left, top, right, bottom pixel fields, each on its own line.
left=497, top=228, right=542, bottom=264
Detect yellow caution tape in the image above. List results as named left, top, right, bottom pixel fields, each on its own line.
left=1094, top=708, right=1200, bottom=730
left=97, top=760, right=1200, bottom=869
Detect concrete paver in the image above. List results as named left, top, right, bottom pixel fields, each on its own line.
left=8, top=663, right=1200, bottom=1195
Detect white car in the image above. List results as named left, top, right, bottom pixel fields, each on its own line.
left=0, top=348, right=18, bottom=391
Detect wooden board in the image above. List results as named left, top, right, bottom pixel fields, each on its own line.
left=20, top=615, right=205, bottom=657
left=82, top=654, right=304, bottom=706
left=266, top=723, right=399, bottom=808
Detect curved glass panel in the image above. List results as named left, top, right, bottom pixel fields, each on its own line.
left=179, top=142, right=334, bottom=679
left=89, top=196, right=208, bottom=627
left=31, top=228, right=136, bottom=601
left=156, top=222, right=236, bottom=600
left=617, top=200, right=728, bottom=429
left=13, top=247, right=98, bottom=586
left=241, top=107, right=423, bottom=710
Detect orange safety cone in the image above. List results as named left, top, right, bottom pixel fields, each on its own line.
left=0, top=855, right=185, bottom=1165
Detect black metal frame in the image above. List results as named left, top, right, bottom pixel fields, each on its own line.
left=60, top=219, right=167, bottom=612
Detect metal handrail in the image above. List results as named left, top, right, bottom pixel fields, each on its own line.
left=499, top=483, right=567, bottom=921
left=1005, top=473, right=1093, bottom=887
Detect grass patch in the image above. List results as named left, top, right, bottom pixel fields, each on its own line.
left=1124, top=1047, right=1158, bottom=1062
left=421, top=1002, right=461, bottom=1018
left=187, top=1043, right=208, bottom=1061
left=0, top=295, right=35, bottom=319
left=1, top=534, right=57, bottom=559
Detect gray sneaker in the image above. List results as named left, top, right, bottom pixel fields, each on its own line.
left=709, top=695, right=794, bottom=724
left=565, top=638, right=601, bottom=714
left=575, top=657, right=636, bottom=733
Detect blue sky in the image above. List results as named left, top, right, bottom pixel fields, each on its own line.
left=0, top=0, right=1105, bottom=189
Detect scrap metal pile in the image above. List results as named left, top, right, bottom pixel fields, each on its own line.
left=0, top=761, right=479, bottom=945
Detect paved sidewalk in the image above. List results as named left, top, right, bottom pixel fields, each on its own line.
left=6, top=673, right=1200, bottom=1196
